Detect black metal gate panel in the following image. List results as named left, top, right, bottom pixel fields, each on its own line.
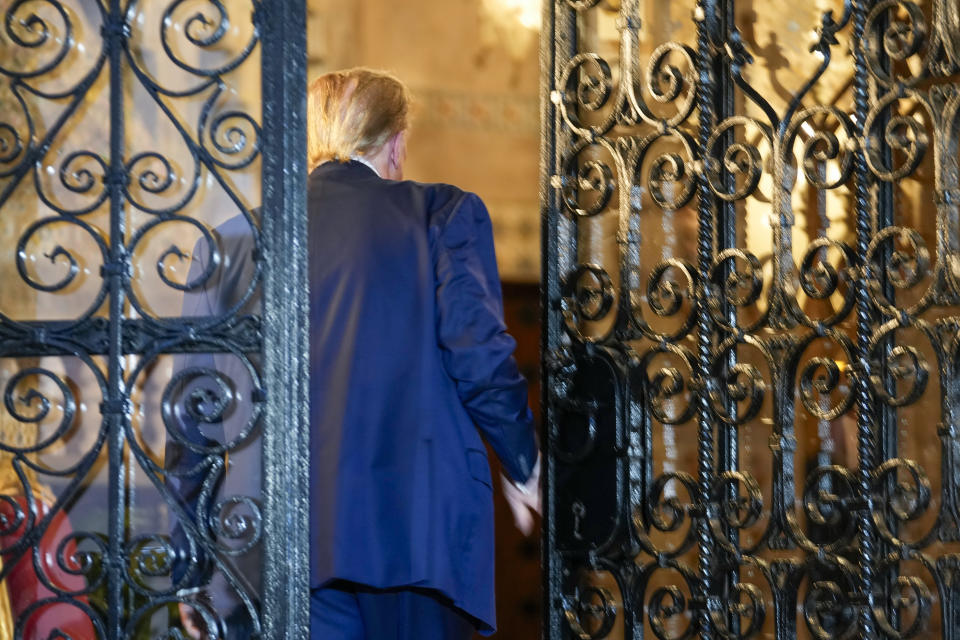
left=541, top=0, right=960, bottom=638
left=0, top=0, right=308, bottom=637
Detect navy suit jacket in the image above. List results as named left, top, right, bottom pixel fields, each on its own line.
left=308, top=160, right=537, bottom=632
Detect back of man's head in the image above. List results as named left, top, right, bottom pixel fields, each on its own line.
left=307, top=68, right=410, bottom=171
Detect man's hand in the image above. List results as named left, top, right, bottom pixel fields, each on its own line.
left=178, top=602, right=205, bottom=639
left=501, top=454, right=541, bottom=536
left=176, top=593, right=214, bottom=640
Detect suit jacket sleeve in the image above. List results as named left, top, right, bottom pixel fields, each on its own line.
left=166, top=233, right=223, bottom=590
left=168, top=218, right=259, bottom=595
left=434, top=192, right=538, bottom=484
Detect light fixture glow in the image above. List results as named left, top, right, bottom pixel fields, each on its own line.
left=493, top=0, right=540, bottom=31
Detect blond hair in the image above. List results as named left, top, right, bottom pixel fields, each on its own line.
left=307, top=68, right=410, bottom=170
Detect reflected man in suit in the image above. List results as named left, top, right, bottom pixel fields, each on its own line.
left=167, top=211, right=263, bottom=638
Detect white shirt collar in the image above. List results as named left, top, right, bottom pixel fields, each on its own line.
left=350, top=155, right=381, bottom=178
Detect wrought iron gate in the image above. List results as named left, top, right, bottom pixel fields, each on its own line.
left=0, top=0, right=309, bottom=637
left=541, top=0, right=960, bottom=638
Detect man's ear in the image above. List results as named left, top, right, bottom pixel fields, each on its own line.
left=389, top=131, right=406, bottom=171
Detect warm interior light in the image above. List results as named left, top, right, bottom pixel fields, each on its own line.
left=487, top=0, right=541, bottom=31
left=479, top=0, right=542, bottom=64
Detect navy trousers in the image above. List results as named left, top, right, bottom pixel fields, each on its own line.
left=310, top=583, right=477, bottom=640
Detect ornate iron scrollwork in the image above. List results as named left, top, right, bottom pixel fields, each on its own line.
left=543, top=0, right=960, bottom=638
left=0, top=0, right=308, bottom=637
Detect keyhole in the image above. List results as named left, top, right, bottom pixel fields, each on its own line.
left=572, top=500, right=586, bottom=540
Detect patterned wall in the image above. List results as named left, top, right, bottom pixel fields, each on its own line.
left=307, top=0, right=542, bottom=282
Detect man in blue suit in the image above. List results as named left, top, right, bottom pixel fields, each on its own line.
left=306, top=69, right=539, bottom=639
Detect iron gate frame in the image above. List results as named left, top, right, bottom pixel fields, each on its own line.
left=0, top=0, right=310, bottom=637
left=540, top=0, right=960, bottom=639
